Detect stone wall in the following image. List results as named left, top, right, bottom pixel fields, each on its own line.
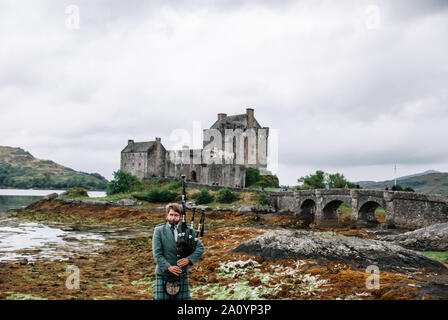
left=385, top=192, right=448, bottom=229
left=121, top=152, right=148, bottom=180
left=164, top=149, right=246, bottom=188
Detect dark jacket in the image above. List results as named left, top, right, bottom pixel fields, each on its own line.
left=152, top=222, right=205, bottom=276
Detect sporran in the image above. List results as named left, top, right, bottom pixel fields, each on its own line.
left=165, top=276, right=180, bottom=296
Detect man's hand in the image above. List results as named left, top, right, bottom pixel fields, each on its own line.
left=167, top=265, right=182, bottom=276
left=177, top=258, right=190, bottom=268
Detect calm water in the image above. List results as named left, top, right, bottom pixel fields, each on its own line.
left=0, top=219, right=106, bottom=262
left=0, top=190, right=153, bottom=263
left=0, top=218, right=152, bottom=262
left=0, top=189, right=106, bottom=213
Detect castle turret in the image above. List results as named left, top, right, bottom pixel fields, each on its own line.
left=128, top=140, right=134, bottom=152
left=155, top=137, right=165, bottom=177
left=246, top=108, right=254, bottom=128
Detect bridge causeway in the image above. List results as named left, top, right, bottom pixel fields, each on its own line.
left=270, top=189, right=448, bottom=229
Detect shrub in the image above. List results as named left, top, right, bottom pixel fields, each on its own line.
left=167, top=178, right=182, bottom=190
left=246, top=168, right=260, bottom=187
left=66, top=187, right=89, bottom=198
left=147, top=189, right=177, bottom=202
left=392, top=184, right=415, bottom=192
left=216, top=188, right=238, bottom=203
left=132, top=191, right=150, bottom=202
left=193, top=189, right=214, bottom=204
left=255, top=175, right=279, bottom=188
left=256, top=193, right=270, bottom=206
left=106, top=170, right=143, bottom=195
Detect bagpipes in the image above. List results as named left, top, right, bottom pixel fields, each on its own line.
left=176, top=175, right=205, bottom=259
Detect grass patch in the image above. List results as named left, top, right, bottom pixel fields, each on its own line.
left=420, top=251, right=448, bottom=263
left=337, top=203, right=352, bottom=218
left=375, top=207, right=386, bottom=217
left=5, top=293, right=48, bottom=300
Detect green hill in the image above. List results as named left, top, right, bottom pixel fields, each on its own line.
left=0, top=146, right=108, bottom=190
left=359, top=172, right=448, bottom=195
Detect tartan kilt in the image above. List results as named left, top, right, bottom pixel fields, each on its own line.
left=153, top=274, right=190, bottom=300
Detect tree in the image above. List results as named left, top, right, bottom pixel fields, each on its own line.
left=297, top=170, right=326, bottom=189
left=106, top=170, right=143, bottom=195
left=297, top=170, right=356, bottom=190
left=328, top=173, right=356, bottom=189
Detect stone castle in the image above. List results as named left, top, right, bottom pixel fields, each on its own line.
left=120, top=108, right=270, bottom=187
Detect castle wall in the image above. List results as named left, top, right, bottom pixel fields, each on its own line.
left=203, top=127, right=268, bottom=170
left=121, top=109, right=267, bottom=187
left=163, top=149, right=245, bottom=187
left=121, top=152, right=148, bottom=180
left=147, top=144, right=166, bottom=178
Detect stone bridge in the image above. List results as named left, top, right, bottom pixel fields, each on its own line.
left=269, top=189, right=448, bottom=230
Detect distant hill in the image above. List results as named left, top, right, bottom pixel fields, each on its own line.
left=396, top=170, right=440, bottom=181
left=0, top=146, right=108, bottom=190
left=358, top=171, right=448, bottom=195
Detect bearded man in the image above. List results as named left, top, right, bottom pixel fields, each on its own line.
left=152, top=203, right=204, bottom=300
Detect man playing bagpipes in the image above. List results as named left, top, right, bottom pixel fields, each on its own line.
left=152, top=176, right=205, bottom=300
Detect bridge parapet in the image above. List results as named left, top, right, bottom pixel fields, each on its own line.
left=386, top=191, right=448, bottom=203
left=315, top=189, right=351, bottom=196
left=294, top=190, right=315, bottom=197
left=351, top=189, right=385, bottom=198
left=288, top=188, right=448, bottom=230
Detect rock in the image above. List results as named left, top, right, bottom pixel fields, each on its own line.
left=55, top=198, right=115, bottom=208
left=116, top=199, right=142, bottom=207
left=252, top=205, right=276, bottom=213
left=377, top=222, right=448, bottom=251
left=44, top=193, right=59, bottom=200
left=237, top=205, right=253, bottom=213
left=187, top=205, right=209, bottom=212
left=235, top=204, right=276, bottom=214
left=232, top=229, right=447, bottom=273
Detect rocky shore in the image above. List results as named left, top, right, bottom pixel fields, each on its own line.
left=1, top=197, right=447, bottom=300
left=377, top=222, right=448, bottom=251
left=233, top=230, right=447, bottom=273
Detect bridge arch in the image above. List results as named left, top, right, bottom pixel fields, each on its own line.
left=358, top=201, right=385, bottom=224
left=297, top=199, right=316, bottom=225
left=322, top=200, right=351, bottom=222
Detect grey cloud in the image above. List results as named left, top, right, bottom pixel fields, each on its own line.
left=1, top=0, right=447, bottom=185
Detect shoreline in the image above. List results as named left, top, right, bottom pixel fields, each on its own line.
left=0, top=198, right=447, bottom=300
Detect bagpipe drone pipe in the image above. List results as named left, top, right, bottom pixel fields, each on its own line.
left=176, top=175, right=205, bottom=259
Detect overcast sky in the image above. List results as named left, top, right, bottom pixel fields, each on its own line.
left=1, top=0, right=447, bottom=186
